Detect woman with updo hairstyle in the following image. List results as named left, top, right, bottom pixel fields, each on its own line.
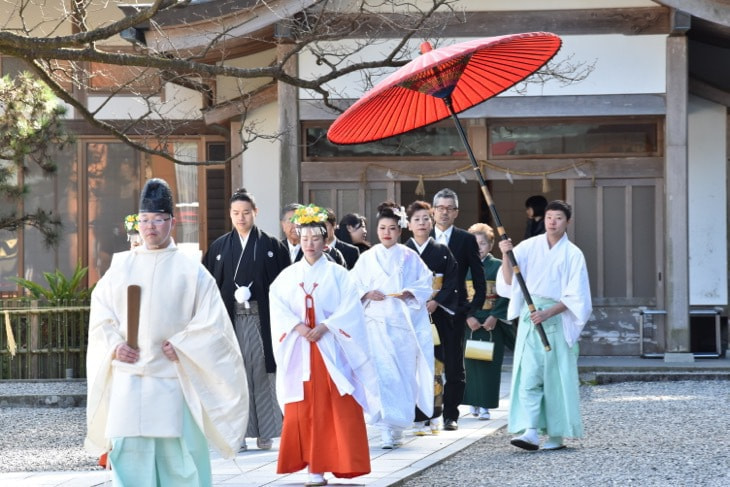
left=350, top=201, right=435, bottom=449
left=463, top=222, right=512, bottom=422
left=269, top=205, right=380, bottom=487
left=404, top=200, right=459, bottom=436
left=335, top=213, right=371, bottom=253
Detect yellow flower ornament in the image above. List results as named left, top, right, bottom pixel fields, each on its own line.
left=291, top=204, right=328, bottom=225
left=124, top=214, right=139, bottom=233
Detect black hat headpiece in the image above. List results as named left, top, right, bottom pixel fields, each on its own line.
left=139, top=178, right=174, bottom=215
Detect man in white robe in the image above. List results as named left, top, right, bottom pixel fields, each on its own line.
left=496, top=200, right=592, bottom=451
left=85, top=178, right=248, bottom=486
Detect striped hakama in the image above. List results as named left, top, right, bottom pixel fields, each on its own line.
left=235, top=302, right=282, bottom=440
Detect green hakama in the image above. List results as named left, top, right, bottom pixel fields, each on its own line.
left=507, top=296, right=583, bottom=438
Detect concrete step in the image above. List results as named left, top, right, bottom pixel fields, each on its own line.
left=593, top=371, right=730, bottom=384
left=0, top=394, right=86, bottom=408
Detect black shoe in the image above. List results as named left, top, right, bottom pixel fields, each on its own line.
left=444, top=419, right=458, bottom=431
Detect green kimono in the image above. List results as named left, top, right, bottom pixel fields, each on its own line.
left=463, top=254, right=512, bottom=409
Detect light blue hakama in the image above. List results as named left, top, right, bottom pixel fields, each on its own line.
left=508, top=296, right=583, bottom=438
left=109, top=405, right=212, bottom=487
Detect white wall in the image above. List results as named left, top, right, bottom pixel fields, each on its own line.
left=239, top=102, right=282, bottom=236
left=87, top=83, right=202, bottom=119
left=298, top=34, right=666, bottom=102
left=688, top=95, right=728, bottom=305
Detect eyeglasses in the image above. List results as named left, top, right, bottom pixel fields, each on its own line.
left=434, top=206, right=458, bottom=212
left=139, top=217, right=172, bottom=227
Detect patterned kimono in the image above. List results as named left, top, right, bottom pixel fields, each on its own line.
left=463, top=254, right=512, bottom=409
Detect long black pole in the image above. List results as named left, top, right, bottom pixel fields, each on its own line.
left=445, top=99, right=551, bottom=352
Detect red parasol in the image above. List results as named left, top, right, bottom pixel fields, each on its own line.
left=328, top=32, right=562, bottom=351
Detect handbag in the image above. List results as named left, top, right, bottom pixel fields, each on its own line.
left=464, top=330, right=494, bottom=361
left=431, top=318, right=441, bottom=346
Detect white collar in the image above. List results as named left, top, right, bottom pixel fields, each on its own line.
left=435, top=226, right=453, bottom=241
left=287, top=240, right=300, bottom=251
left=410, top=237, right=431, bottom=255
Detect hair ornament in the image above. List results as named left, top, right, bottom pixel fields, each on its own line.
left=124, top=214, right=139, bottom=234
left=291, top=204, right=328, bottom=225
left=396, top=206, right=408, bottom=228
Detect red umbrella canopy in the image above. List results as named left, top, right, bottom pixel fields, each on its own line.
left=328, top=32, right=561, bottom=145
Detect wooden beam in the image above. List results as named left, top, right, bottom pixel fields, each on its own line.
left=300, top=157, right=663, bottom=183
left=689, top=76, right=730, bottom=106
left=130, top=6, right=671, bottom=63
left=333, top=7, right=672, bottom=38
left=203, top=83, right=278, bottom=125
left=656, top=0, right=730, bottom=28
left=299, top=94, right=667, bottom=121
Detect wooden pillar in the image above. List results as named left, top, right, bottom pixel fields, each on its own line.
left=231, top=121, right=243, bottom=189
left=664, top=12, right=692, bottom=362
left=277, top=42, right=301, bottom=211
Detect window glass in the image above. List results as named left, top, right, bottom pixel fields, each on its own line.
left=306, top=125, right=466, bottom=159
left=490, top=120, right=659, bottom=157
left=0, top=227, right=18, bottom=294
left=173, top=142, right=200, bottom=258
left=87, top=142, right=140, bottom=283
left=23, top=145, right=77, bottom=286
left=0, top=160, right=18, bottom=293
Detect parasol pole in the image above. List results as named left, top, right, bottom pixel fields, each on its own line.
left=444, top=98, right=551, bottom=352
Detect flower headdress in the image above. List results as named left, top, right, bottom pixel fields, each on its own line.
left=291, top=204, right=328, bottom=225
left=394, top=206, right=408, bottom=229
left=124, top=214, right=139, bottom=234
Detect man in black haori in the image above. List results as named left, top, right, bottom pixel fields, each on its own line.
left=203, top=188, right=290, bottom=451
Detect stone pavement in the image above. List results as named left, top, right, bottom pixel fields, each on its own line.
left=0, top=374, right=512, bottom=487
left=2, top=353, right=729, bottom=487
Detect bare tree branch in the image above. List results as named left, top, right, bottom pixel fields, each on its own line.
left=0, top=0, right=592, bottom=166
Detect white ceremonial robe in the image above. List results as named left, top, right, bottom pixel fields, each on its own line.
left=269, top=255, right=382, bottom=423
left=350, top=243, right=435, bottom=427
left=496, top=233, right=592, bottom=346
left=85, top=241, right=248, bottom=460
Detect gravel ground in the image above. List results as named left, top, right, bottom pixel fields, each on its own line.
left=1, top=380, right=729, bottom=485
left=0, top=380, right=87, bottom=396
left=0, top=381, right=97, bottom=473
left=403, top=380, right=730, bottom=487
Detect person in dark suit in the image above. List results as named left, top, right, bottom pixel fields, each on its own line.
left=430, top=188, right=486, bottom=431
left=280, top=202, right=303, bottom=264
left=325, top=208, right=360, bottom=269
left=203, top=188, right=290, bottom=451
left=524, top=195, right=548, bottom=239
left=406, top=200, right=459, bottom=435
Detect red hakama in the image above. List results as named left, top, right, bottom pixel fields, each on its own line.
left=277, top=283, right=371, bottom=478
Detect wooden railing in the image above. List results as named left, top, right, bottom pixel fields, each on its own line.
left=0, top=299, right=90, bottom=380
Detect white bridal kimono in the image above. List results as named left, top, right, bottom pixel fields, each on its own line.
left=351, top=243, right=435, bottom=428
left=268, top=255, right=381, bottom=422
left=85, top=241, right=249, bottom=460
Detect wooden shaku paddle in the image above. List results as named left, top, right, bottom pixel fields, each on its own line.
left=127, top=285, right=141, bottom=349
